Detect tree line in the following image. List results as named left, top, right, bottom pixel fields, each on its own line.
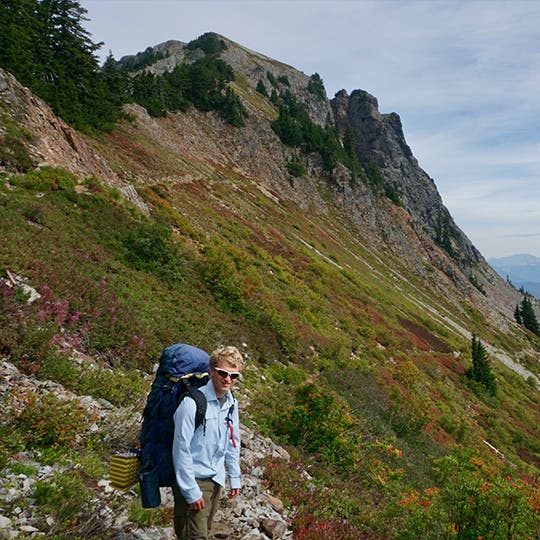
left=0, top=0, right=122, bottom=131
left=0, top=1, right=246, bottom=131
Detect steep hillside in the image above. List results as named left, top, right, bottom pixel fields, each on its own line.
left=1, top=31, right=540, bottom=539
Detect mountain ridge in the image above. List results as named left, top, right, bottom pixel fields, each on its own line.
left=1, top=26, right=540, bottom=538
left=114, top=35, right=532, bottom=330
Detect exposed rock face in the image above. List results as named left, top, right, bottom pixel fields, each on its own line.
left=0, top=34, right=527, bottom=326
left=125, top=37, right=333, bottom=127
left=117, top=35, right=521, bottom=321
left=325, top=87, right=529, bottom=330
left=0, top=69, right=149, bottom=214
left=0, top=69, right=115, bottom=182
left=331, top=89, right=481, bottom=268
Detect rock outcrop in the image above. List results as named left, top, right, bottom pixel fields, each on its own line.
left=0, top=69, right=149, bottom=214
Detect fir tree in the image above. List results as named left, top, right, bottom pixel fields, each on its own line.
left=0, top=0, right=123, bottom=131
left=519, top=296, right=540, bottom=335
left=514, top=304, right=522, bottom=325
left=466, top=334, right=497, bottom=395
left=435, top=213, right=454, bottom=257
left=307, top=72, right=326, bottom=101
left=0, top=0, right=44, bottom=88
left=256, top=79, right=268, bottom=97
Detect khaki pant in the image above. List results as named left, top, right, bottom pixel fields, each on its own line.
left=172, top=478, right=223, bottom=540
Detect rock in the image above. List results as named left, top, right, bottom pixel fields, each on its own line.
left=19, top=525, right=39, bottom=533
left=263, top=494, right=284, bottom=513
left=261, top=518, right=289, bottom=539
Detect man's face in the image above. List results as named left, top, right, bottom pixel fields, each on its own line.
left=211, top=362, right=241, bottom=398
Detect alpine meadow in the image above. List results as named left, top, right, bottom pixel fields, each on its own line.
left=0, top=2, right=539, bottom=539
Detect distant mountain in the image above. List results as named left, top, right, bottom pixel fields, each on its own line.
left=488, top=254, right=540, bottom=298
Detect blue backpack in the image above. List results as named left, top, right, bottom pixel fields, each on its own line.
left=138, top=343, right=210, bottom=508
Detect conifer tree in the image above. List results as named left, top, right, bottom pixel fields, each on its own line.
left=514, top=304, right=523, bottom=325
left=435, top=213, right=454, bottom=256
left=519, top=296, right=540, bottom=335
left=256, top=79, right=268, bottom=97
left=0, top=0, right=43, bottom=87
left=0, top=0, right=123, bottom=131
left=466, top=334, right=496, bottom=395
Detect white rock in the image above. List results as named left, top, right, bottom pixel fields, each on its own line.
left=20, top=525, right=39, bottom=533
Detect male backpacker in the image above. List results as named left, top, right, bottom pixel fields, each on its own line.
left=138, top=343, right=210, bottom=508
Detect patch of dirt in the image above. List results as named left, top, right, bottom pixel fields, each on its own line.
left=400, top=318, right=452, bottom=353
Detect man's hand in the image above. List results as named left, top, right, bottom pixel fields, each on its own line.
left=188, top=496, right=205, bottom=511
left=229, top=488, right=240, bottom=499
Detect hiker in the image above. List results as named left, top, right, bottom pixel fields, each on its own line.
left=171, top=345, right=244, bottom=540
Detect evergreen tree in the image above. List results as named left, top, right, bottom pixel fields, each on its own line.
left=121, top=46, right=165, bottom=72
left=186, top=32, right=227, bottom=55
left=277, top=74, right=290, bottom=87
left=266, top=71, right=277, bottom=88
left=307, top=72, right=326, bottom=101
left=0, top=0, right=43, bottom=87
left=435, top=213, right=454, bottom=256
left=514, top=304, right=522, bottom=325
left=466, top=334, right=496, bottom=395
left=131, top=72, right=168, bottom=117
left=519, top=296, right=540, bottom=335
left=343, top=126, right=356, bottom=164
left=219, top=88, right=247, bottom=127
left=256, top=79, right=268, bottom=97
left=0, top=0, right=123, bottom=131
left=101, top=54, right=130, bottom=107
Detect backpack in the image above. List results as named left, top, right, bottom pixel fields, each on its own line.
left=138, top=343, right=210, bottom=508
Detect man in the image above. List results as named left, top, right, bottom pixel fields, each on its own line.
left=172, top=345, right=244, bottom=540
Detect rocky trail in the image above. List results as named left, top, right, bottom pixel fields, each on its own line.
left=0, top=360, right=294, bottom=539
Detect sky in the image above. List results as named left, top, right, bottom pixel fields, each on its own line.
left=81, top=0, right=540, bottom=260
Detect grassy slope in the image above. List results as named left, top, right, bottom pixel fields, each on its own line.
left=1, top=111, right=539, bottom=537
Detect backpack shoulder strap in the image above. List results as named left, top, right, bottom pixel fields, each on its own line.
left=176, top=382, right=207, bottom=431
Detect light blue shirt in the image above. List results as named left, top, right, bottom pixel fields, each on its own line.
left=172, top=380, right=241, bottom=504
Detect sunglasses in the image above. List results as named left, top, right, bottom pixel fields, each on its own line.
left=215, top=368, right=241, bottom=380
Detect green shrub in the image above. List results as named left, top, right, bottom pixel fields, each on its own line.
left=274, top=380, right=361, bottom=468
left=198, top=246, right=244, bottom=313
left=400, top=452, right=540, bottom=539
left=0, top=116, right=35, bottom=172
left=123, top=222, right=173, bottom=265
left=9, top=462, right=38, bottom=476
left=14, top=166, right=77, bottom=192
left=128, top=497, right=171, bottom=527
left=15, top=392, right=87, bottom=449
left=287, top=155, right=306, bottom=177
left=33, top=471, right=93, bottom=524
